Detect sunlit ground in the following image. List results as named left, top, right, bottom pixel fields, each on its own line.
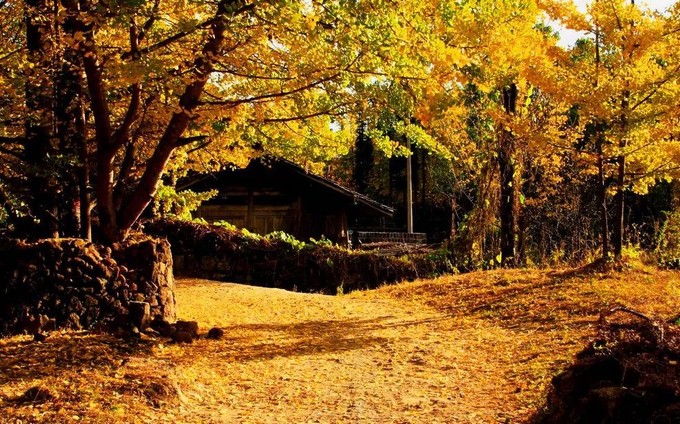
left=1, top=262, right=679, bottom=423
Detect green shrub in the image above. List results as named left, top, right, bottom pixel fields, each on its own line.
left=152, top=183, right=217, bottom=221
left=264, top=231, right=306, bottom=251
left=655, top=210, right=680, bottom=268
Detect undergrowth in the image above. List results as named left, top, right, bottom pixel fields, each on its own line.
left=144, top=219, right=456, bottom=293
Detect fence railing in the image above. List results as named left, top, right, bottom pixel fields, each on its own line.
left=352, top=231, right=427, bottom=245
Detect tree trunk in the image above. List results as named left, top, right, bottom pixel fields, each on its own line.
left=353, top=120, right=373, bottom=194
left=73, top=0, right=117, bottom=242
left=517, top=193, right=527, bottom=266
left=613, top=94, right=629, bottom=260
left=449, top=196, right=457, bottom=243
left=421, top=149, right=427, bottom=205
left=499, top=84, right=518, bottom=266
left=596, top=132, right=610, bottom=260
left=612, top=161, right=625, bottom=259
left=405, top=137, right=413, bottom=233
left=55, top=5, right=88, bottom=238
left=77, top=90, right=91, bottom=240
left=72, top=0, right=240, bottom=243
left=24, top=0, right=59, bottom=238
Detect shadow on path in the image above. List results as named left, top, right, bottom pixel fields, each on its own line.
left=0, top=333, right=154, bottom=384
left=176, top=315, right=444, bottom=364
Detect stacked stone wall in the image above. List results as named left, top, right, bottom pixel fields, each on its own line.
left=0, top=237, right=175, bottom=336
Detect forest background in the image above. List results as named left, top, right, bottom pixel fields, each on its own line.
left=2, top=0, right=680, bottom=270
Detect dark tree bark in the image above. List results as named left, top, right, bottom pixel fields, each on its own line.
left=63, top=0, right=246, bottom=243
left=55, top=1, right=88, bottom=238
left=597, top=134, right=610, bottom=260
left=613, top=94, right=629, bottom=260
left=24, top=0, right=59, bottom=238
left=353, top=120, right=373, bottom=194
left=499, top=84, right=518, bottom=266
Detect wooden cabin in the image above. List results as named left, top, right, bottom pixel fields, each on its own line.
left=182, top=158, right=394, bottom=244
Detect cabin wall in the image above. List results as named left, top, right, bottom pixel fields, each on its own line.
left=196, top=184, right=349, bottom=244
left=186, top=160, right=389, bottom=246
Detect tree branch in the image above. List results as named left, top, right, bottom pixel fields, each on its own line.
left=212, top=67, right=295, bottom=81
left=0, top=47, right=24, bottom=62
left=200, top=73, right=339, bottom=107
left=118, top=0, right=249, bottom=235
left=112, top=83, right=141, bottom=150
left=630, top=63, right=680, bottom=112
left=137, top=0, right=161, bottom=43
left=121, top=3, right=254, bottom=60
left=176, top=135, right=209, bottom=147
left=255, top=103, right=349, bottom=123
left=0, top=145, right=23, bottom=159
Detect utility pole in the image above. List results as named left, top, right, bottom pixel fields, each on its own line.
left=406, top=137, right=414, bottom=234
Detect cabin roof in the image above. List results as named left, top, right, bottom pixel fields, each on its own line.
left=180, top=157, right=395, bottom=218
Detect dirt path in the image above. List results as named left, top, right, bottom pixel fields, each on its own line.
left=160, top=279, right=557, bottom=423
left=4, top=267, right=677, bottom=423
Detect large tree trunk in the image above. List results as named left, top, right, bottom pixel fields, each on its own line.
left=55, top=4, right=88, bottom=238
left=499, top=84, right=518, bottom=266
left=24, top=0, right=59, bottom=238
left=71, top=0, right=241, bottom=243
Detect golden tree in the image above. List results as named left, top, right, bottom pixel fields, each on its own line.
left=545, top=0, right=680, bottom=260
left=0, top=0, right=435, bottom=243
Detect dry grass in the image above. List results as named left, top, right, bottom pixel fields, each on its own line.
left=1, top=261, right=679, bottom=423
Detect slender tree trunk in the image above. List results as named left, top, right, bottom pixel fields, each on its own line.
left=517, top=191, right=527, bottom=266
left=611, top=0, right=636, bottom=259
left=77, top=93, right=91, bottom=240
left=596, top=133, right=610, bottom=260
left=613, top=95, right=629, bottom=259
left=499, top=84, right=518, bottom=266
left=421, top=149, right=427, bottom=205
left=612, top=168, right=625, bottom=259
left=353, top=120, right=373, bottom=194
left=449, top=196, right=457, bottom=242
left=593, top=3, right=610, bottom=261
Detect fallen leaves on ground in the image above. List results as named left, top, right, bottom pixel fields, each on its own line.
left=1, top=262, right=679, bottom=423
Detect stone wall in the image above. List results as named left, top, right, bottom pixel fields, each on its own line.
left=112, top=238, right=176, bottom=322
left=0, top=237, right=175, bottom=336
